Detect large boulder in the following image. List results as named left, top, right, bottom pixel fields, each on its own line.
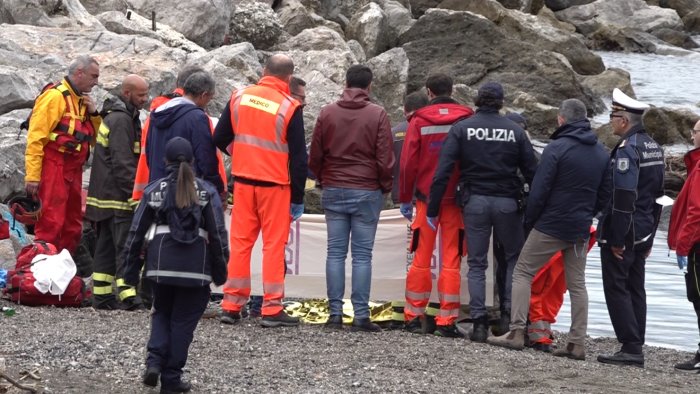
left=80, top=0, right=129, bottom=15
left=0, top=0, right=56, bottom=26
left=229, top=0, right=287, bottom=49
left=682, top=10, right=700, bottom=33
left=398, top=9, right=604, bottom=128
left=656, top=0, right=700, bottom=18
left=0, top=110, right=31, bottom=203
left=96, top=10, right=205, bottom=53
left=644, top=107, right=698, bottom=145
left=438, top=0, right=604, bottom=75
left=377, top=0, right=416, bottom=38
left=128, top=0, right=232, bottom=48
left=544, top=0, right=596, bottom=11
left=555, top=0, right=684, bottom=36
left=0, top=66, right=46, bottom=114
left=590, top=25, right=696, bottom=55
left=650, top=27, right=699, bottom=49
left=346, top=2, right=392, bottom=58
left=366, top=48, right=409, bottom=123
left=491, top=0, right=545, bottom=13
left=275, top=0, right=343, bottom=36
left=578, top=68, right=634, bottom=100
left=408, top=0, right=441, bottom=18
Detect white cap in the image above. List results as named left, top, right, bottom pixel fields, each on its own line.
left=612, top=88, right=649, bottom=114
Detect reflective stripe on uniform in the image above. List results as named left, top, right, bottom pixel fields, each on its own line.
left=420, top=125, right=451, bottom=135
left=85, top=196, right=132, bottom=211
left=438, top=293, right=460, bottom=303
left=145, top=270, right=213, bottom=282
left=153, top=224, right=208, bottom=241
left=93, top=285, right=114, bottom=295
left=436, top=308, right=459, bottom=317
left=405, top=290, right=431, bottom=301
left=93, top=272, right=115, bottom=283
left=96, top=122, right=110, bottom=147
left=119, top=287, right=137, bottom=301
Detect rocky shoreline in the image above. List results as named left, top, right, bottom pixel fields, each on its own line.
left=0, top=298, right=697, bottom=393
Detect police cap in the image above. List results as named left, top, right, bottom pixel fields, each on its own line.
left=611, top=88, right=649, bottom=115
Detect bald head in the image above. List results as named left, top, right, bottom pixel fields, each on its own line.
left=122, top=74, right=149, bottom=110
left=263, top=54, right=294, bottom=81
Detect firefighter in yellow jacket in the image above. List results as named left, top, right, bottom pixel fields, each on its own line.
left=24, top=55, right=102, bottom=254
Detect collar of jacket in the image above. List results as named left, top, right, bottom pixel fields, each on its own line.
left=618, top=123, right=646, bottom=143
left=62, top=77, right=81, bottom=97
left=257, top=75, right=291, bottom=94
left=429, top=96, right=458, bottom=105
left=550, top=119, right=592, bottom=139
left=684, top=147, right=700, bottom=171
left=475, top=106, right=499, bottom=114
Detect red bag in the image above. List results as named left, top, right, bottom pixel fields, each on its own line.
left=0, top=216, right=8, bottom=240
left=3, top=241, right=90, bottom=307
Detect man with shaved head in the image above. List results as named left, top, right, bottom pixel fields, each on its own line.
left=214, top=53, right=308, bottom=327
left=86, top=74, right=149, bottom=310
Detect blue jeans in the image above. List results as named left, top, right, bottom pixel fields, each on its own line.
left=322, top=187, right=383, bottom=319
left=463, top=194, right=524, bottom=319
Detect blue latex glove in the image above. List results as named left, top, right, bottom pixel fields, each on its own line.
left=427, top=216, right=438, bottom=231
left=399, top=203, right=413, bottom=220
left=677, top=255, right=688, bottom=270
left=291, top=203, right=304, bottom=221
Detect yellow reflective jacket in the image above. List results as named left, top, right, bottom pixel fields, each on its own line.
left=25, top=78, right=101, bottom=182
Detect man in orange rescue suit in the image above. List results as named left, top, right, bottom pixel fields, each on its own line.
left=24, top=55, right=101, bottom=254
left=399, top=73, right=473, bottom=338
left=213, top=54, right=308, bottom=328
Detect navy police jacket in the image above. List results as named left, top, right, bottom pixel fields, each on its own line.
left=525, top=119, right=611, bottom=243
left=427, top=107, right=538, bottom=217
left=597, top=125, right=664, bottom=249
left=122, top=173, right=229, bottom=287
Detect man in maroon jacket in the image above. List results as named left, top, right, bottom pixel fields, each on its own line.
left=399, top=73, right=474, bottom=338
left=308, top=65, right=394, bottom=332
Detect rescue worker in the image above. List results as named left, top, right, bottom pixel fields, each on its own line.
left=488, top=99, right=611, bottom=361
left=86, top=74, right=149, bottom=310
left=24, top=55, right=101, bottom=254
left=399, top=73, right=473, bottom=337
left=145, top=71, right=224, bottom=200
left=133, top=66, right=227, bottom=206
left=668, top=119, right=700, bottom=371
left=213, top=54, right=308, bottom=328
left=597, top=88, right=664, bottom=368
left=122, top=137, right=228, bottom=393
left=308, top=64, right=394, bottom=332
left=392, top=91, right=429, bottom=204
left=427, top=81, right=538, bottom=342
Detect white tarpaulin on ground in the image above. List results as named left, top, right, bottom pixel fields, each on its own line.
left=221, top=208, right=494, bottom=306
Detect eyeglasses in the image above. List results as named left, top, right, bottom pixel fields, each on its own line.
left=692, top=129, right=700, bottom=135
left=609, top=114, right=624, bottom=120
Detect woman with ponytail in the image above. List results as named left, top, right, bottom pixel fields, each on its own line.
left=123, top=137, right=229, bottom=393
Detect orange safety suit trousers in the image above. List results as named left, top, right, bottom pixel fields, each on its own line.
left=222, top=182, right=291, bottom=317
left=528, top=228, right=597, bottom=344
left=34, top=147, right=86, bottom=254
left=405, top=201, right=464, bottom=326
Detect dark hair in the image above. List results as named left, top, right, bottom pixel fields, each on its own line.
left=559, top=99, right=588, bottom=123
left=290, top=76, right=306, bottom=91
left=175, top=161, right=198, bottom=209
left=404, top=91, right=429, bottom=113
left=474, top=96, right=503, bottom=110
left=183, top=71, right=215, bottom=97
left=176, top=65, right=205, bottom=88
left=425, top=73, right=453, bottom=97
left=346, top=65, right=373, bottom=89
left=265, top=54, right=295, bottom=78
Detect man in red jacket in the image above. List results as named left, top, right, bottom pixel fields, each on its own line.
left=668, top=119, right=700, bottom=370
left=399, top=73, right=473, bottom=338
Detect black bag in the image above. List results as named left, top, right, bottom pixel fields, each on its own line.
left=686, top=251, right=700, bottom=303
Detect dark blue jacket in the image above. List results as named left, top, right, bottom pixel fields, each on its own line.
left=427, top=107, right=538, bottom=217
left=122, top=173, right=229, bottom=287
left=146, top=98, right=224, bottom=193
left=525, top=119, right=611, bottom=243
left=597, top=125, right=665, bottom=249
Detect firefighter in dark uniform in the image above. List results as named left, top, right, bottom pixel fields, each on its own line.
left=597, top=88, right=664, bottom=368
left=427, top=81, right=538, bottom=342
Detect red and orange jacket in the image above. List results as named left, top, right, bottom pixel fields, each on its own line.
left=668, top=147, right=700, bottom=256
left=399, top=97, right=473, bottom=204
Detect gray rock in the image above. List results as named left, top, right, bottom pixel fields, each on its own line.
left=657, top=0, right=700, bottom=18
left=274, top=26, right=351, bottom=52
left=408, top=0, right=441, bottom=17
left=377, top=0, right=416, bottom=38
left=347, top=2, right=392, bottom=58
left=0, top=110, right=31, bottom=203
left=590, top=25, right=697, bottom=55
left=347, top=40, right=367, bottom=63
left=651, top=27, right=699, bottom=49
left=80, top=0, right=129, bottom=15
left=644, top=106, right=698, bottom=145
left=0, top=66, right=46, bottom=114
left=275, top=0, right=343, bottom=37
left=578, top=68, right=634, bottom=101
left=128, top=0, right=232, bottom=48
left=555, top=0, right=683, bottom=36
left=0, top=0, right=55, bottom=26
left=544, top=0, right=596, bottom=11
left=366, top=48, right=409, bottom=124
left=438, top=0, right=604, bottom=75
left=683, top=10, right=700, bottom=33
left=230, top=0, right=287, bottom=49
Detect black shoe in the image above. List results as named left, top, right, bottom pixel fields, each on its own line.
left=220, top=311, right=241, bottom=325
left=351, top=318, right=382, bottom=332
left=325, top=315, right=343, bottom=329
left=160, top=380, right=191, bottom=393
left=674, top=351, right=700, bottom=371
left=261, top=311, right=300, bottom=327
left=496, top=310, right=510, bottom=336
left=122, top=296, right=146, bottom=311
left=94, top=297, right=120, bottom=310
left=142, top=366, right=160, bottom=387
left=434, top=324, right=465, bottom=338
left=530, top=342, right=552, bottom=353
left=405, top=317, right=423, bottom=334
left=597, top=351, right=644, bottom=367
left=470, top=316, right=489, bottom=343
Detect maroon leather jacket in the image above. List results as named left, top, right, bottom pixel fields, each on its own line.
left=308, top=88, right=394, bottom=193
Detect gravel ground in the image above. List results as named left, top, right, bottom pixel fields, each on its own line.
left=0, top=299, right=698, bottom=394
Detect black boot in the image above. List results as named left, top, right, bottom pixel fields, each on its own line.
left=470, top=316, right=489, bottom=343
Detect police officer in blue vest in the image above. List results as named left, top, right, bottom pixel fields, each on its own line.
left=597, top=89, right=664, bottom=368
left=123, top=137, right=229, bottom=393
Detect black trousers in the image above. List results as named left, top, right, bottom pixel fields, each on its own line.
left=147, top=283, right=210, bottom=388
left=93, top=215, right=132, bottom=302
left=601, top=245, right=648, bottom=354
left=686, top=245, right=700, bottom=348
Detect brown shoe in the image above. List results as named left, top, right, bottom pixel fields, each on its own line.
left=553, top=342, right=585, bottom=360
left=486, top=328, right=525, bottom=350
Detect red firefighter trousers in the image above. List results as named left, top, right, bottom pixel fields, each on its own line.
left=222, top=182, right=291, bottom=317
left=405, top=201, right=464, bottom=326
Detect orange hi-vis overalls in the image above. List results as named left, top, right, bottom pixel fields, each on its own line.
left=528, top=226, right=597, bottom=345
left=131, top=88, right=227, bottom=203
left=221, top=76, right=299, bottom=317
left=25, top=79, right=100, bottom=253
